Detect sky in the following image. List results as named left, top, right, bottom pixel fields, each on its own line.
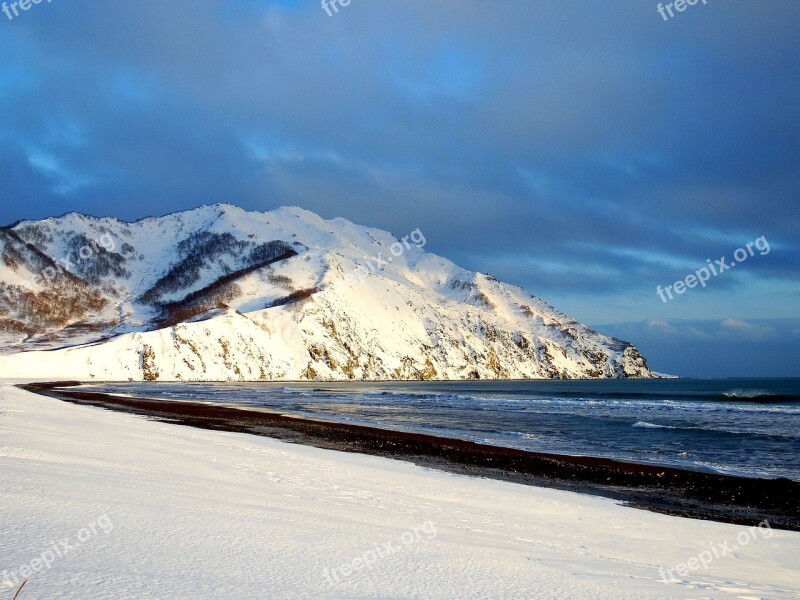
left=0, top=0, right=798, bottom=377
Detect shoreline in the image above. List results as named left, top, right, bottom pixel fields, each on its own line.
left=22, top=381, right=800, bottom=531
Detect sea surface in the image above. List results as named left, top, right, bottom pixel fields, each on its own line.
left=80, top=378, right=800, bottom=481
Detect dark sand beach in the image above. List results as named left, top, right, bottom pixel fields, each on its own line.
left=23, top=381, right=800, bottom=531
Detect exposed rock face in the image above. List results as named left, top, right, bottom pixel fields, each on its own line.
left=0, top=204, right=655, bottom=381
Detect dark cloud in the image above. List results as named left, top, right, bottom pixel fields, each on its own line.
left=0, top=0, right=798, bottom=373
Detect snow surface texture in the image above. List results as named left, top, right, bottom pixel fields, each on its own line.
left=0, top=205, right=653, bottom=381
left=2, top=382, right=798, bottom=599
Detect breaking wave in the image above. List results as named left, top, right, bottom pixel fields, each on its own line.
left=632, top=421, right=676, bottom=430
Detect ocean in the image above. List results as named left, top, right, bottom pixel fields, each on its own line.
left=80, top=378, right=800, bottom=481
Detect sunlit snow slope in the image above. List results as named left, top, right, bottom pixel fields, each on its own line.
left=0, top=205, right=654, bottom=381
left=3, top=383, right=798, bottom=599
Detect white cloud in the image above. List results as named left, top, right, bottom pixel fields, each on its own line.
left=718, top=318, right=775, bottom=340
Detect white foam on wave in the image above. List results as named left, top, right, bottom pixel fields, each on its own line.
left=632, top=421, right=676, bottom=429
left=723, top=389, right=770, bottom=399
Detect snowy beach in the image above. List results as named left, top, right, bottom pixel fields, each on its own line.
left=2, top=382, right=799, bottom=599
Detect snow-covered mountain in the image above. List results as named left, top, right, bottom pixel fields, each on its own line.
left=0, top=204, right=655, bottom=381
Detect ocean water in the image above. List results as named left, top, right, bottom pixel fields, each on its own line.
left=80, top=378, right=800, bottom=481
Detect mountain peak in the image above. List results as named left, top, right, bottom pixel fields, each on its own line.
left=0, top=203, right=654, bottom=381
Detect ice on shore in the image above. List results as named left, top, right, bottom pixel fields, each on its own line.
left=1, top=382, right=798, bottom=599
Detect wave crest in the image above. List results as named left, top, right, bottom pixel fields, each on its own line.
left=632, top=421, right=676, bottom=429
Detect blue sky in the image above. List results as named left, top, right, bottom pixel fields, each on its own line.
left=0, top=0, right=798, bottom=376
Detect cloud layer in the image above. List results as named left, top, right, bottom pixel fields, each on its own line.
left=1, top=0, right=798, bottom=373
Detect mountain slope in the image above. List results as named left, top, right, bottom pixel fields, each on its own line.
left=0, top=204, right=655, bottom=380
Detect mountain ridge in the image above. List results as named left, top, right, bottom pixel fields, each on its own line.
left=0, top=204, right=656, bottom=381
